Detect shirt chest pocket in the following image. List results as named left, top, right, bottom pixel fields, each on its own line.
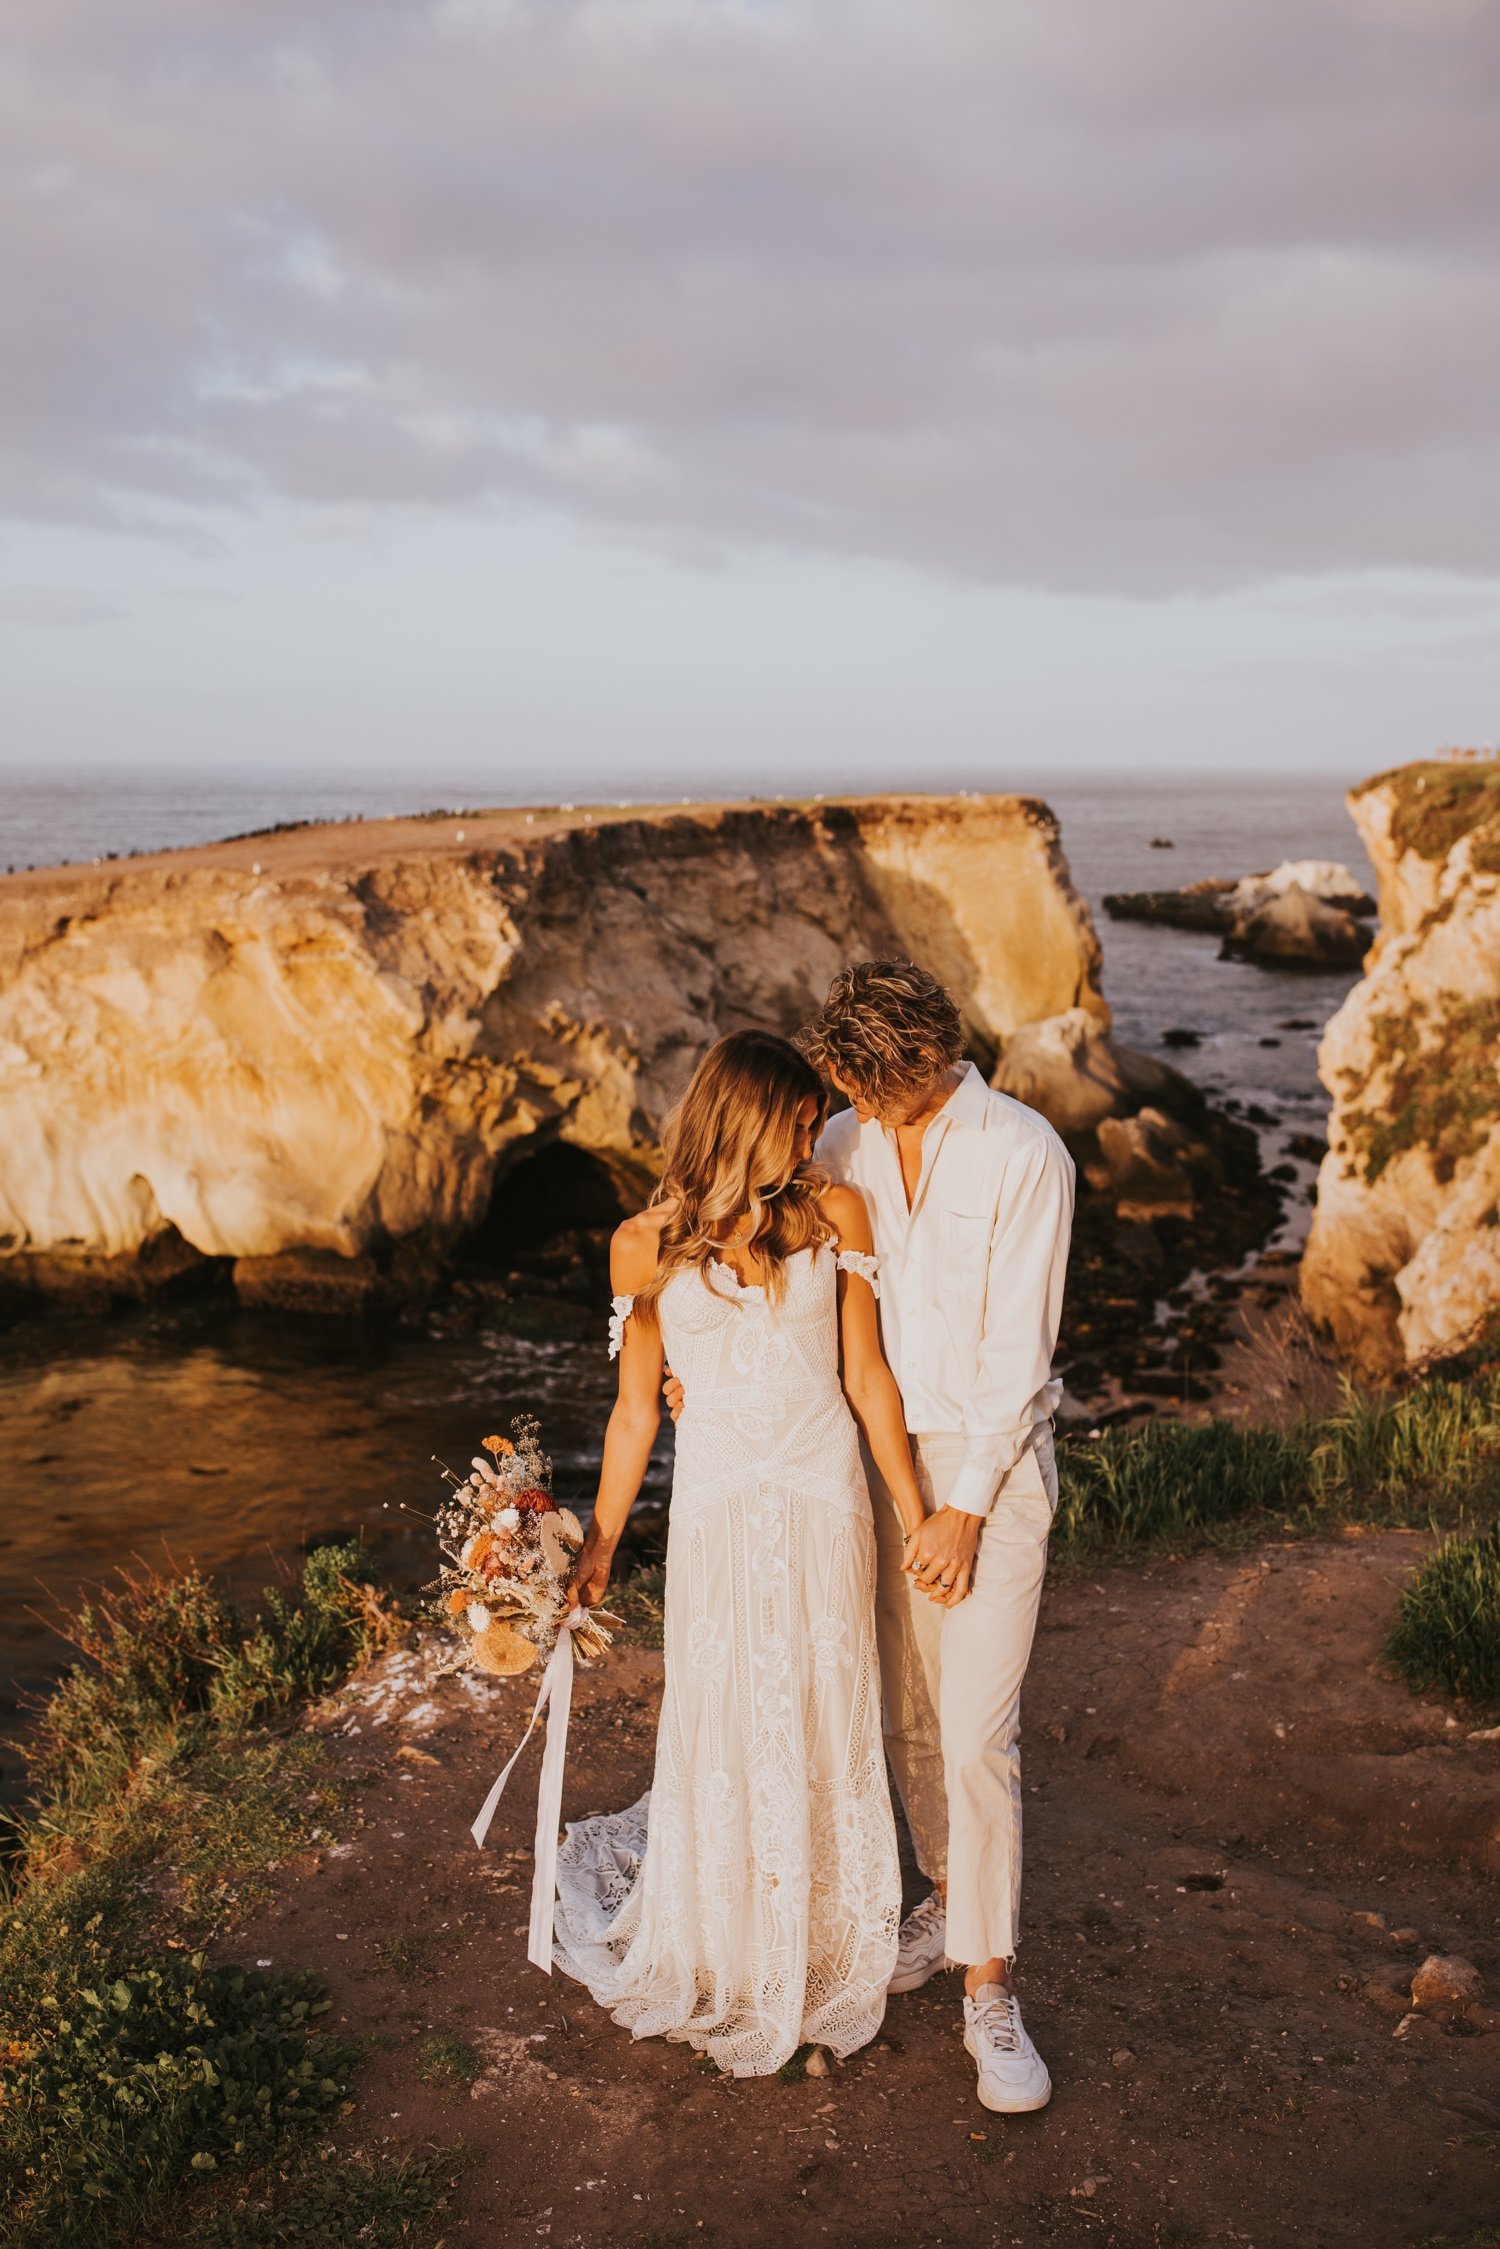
left=938, top=1208, right=991, bottom=1276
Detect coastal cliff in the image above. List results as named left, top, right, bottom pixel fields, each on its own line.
left=0, top=794, right=1104, bottom=1304
left=1302, top=763, right=1500, bottom=1373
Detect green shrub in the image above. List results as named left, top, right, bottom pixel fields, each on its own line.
left=0, top=1544, right=402, bottom=2249
left=1054, top=1420, right=1306, bottom=1553
left=182, top=2150, right=453, bottom=2248
left=1307, top=1371, right=1500, bottom=1509
left=28, top=1543, right=388, bottom=1822
left=1387, top=1523, right=1500, bottom=1709
left=1, top=1956, right=353, bottom=2249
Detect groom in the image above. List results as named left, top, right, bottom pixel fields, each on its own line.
left=800, top=958, right=1073, bottom=2114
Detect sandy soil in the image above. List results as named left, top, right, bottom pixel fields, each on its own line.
left=231, top=1531, right=1499, bottom=2249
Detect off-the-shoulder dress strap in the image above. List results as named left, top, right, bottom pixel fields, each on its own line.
left=834, top=1247, right=880, bottom=1296
left=607, top=1294, right=636, bottom=1360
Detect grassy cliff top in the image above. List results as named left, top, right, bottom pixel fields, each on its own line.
left=1353, top=759, right=1500, bottom=862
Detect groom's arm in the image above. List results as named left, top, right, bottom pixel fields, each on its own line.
left=942, top=1130, right=1074, bottom=1520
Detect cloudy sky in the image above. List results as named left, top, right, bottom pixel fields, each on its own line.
left=4, top=0, right=1499, bottom=790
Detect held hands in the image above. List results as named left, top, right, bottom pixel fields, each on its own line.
left=903, top=1505, right=980, bottom=1608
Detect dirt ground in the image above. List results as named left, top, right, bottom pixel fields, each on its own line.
left=234, top=1531, right=1500, bottom=2249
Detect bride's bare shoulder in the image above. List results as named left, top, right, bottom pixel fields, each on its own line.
left=817, top=1182, right=871, bottom=1248
left=611, top=1204, right=673, bottom=1292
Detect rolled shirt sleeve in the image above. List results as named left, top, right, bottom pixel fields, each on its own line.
left=941, top=1131, right=1076, bottom=1518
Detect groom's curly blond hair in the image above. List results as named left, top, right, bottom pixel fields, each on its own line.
left=798, top=959, right=965, bottom=1108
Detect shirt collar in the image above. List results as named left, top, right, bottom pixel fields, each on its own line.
left=936, top=1061, right=990, bottom=1132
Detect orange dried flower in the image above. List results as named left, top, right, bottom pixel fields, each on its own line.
left=514, top=1485, right=556, bottom=1515
left=448, top=1588, right=468, bottom=1616
left=483, top=1435, right=515, bottom=1456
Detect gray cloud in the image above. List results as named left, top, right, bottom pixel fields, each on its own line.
left=4, top=0, right=1499, bottom=592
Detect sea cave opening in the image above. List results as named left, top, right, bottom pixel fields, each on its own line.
left=459, top=1139, right=633, bottom=1288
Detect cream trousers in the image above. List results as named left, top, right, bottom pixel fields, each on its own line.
left=867, top=1428, right=1056, bottom=1967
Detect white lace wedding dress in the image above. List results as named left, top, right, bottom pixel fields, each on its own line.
left=552, top=1243, right=899, bottom=2076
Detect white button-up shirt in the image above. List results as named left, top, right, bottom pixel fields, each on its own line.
left=819, top=1063, right=1074, bottom=1519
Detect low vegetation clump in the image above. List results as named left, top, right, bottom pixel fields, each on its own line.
left=180, top=2149, right=456, bottom=2248
left=1386, top=1523, right=1500, bottom=1710
left=1054, top=1420, right=1306, bottom=1552
left=611, top=1561, right=667, bottom=1649
left=0, top=1543, right=442, bottom=2249
left=1053, top=1360, right=1500, bottom=1561
left=1354, top=759, right=1500, bottom=863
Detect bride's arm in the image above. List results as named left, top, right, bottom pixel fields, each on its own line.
left=570, top=1216, right=666, bottom=1609
left=821, top=1186, right=925, bottom=1545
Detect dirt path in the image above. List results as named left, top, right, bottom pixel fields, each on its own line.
left=235, top=1533, right=1499, bottom=2249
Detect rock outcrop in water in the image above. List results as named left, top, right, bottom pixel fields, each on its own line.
left=1302, top=763, right=1500, bottom=1373
left=1105, top=859, right=1375, bottom=970
left=0, top=795, right=1106, bottom=1307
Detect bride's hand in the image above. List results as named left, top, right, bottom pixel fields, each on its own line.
left=569, top=1522, right=616, bottom=1610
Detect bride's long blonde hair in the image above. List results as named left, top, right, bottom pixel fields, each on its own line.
left=634, top=1031, right=832, bottom=1317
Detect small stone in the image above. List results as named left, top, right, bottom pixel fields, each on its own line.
left=1389, top=1927, right=1420, bottom=1947
left=1393, top=2011, right=1443, bottom=2043
left=1411, top=1953, right=1483, bottom=2023
left=804, top=2047, right=830, bottom=2078
left=1350, top=1911, right=1387, bottom=1933
left=1110, top=2047, right=1136, bottom=2069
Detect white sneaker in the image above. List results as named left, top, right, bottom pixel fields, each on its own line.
left=963, top=1983, right=1052, bottom=2112
left=888, top=1890, right=948, bottom=1994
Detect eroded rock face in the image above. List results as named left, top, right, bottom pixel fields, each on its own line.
left=1220, top=882, right=1370, bottom=971
left=0, top=795, right=1104, bottom=1299
left=1302, top=762, right=1500, bottom=1373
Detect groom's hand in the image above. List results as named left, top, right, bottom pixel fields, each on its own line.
left=904, top=1506, right=980, bottom=1607
left=662, top=1367, right=686, bottom=1423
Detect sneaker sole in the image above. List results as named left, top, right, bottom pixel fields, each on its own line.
left=963, top=2030, right=1053, bottom=2113
left=887, top=1953, right=949, bottom=1995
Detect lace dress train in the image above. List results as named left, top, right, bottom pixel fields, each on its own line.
left=552, top=1245, right=899, bottom=2077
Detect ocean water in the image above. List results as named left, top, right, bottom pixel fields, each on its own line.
left=0, top=764, right=1374, bottom=1769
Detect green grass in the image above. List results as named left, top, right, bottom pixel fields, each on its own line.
left=181, top=2148, right=457, bottom=2247
left=415, top=2032, right=481, bottom=2093
left=1386, top=1523, right=1500, bottom=1710
left=0, top=1543, right=414, bottom=2249
left=1053, top=1362, right=1500, bottom=1564
left=1054, top=1420, right=1306, bottom=1553
left=611, top=1563, right=667, bottom=1650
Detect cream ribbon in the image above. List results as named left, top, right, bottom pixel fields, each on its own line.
left=469, top=1605, right=584, bottom=1975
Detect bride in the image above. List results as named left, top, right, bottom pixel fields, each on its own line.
left=556, top=1029, right=928, bottom=2076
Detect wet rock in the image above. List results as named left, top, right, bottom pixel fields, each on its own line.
left=232, top=1248, right=385, bottom=1316
left=1220, top=883, right=1370, bottom=972
left=1410, top=1953, right=1483, bottom=2023
left=1105, top=859, right=1376, bottom=935
left=1161, top=1027, right=1202, bottom=1048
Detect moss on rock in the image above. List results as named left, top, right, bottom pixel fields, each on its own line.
left=1343, top=996, right=1500, bottom=1186
left=1354, top=761, right=1500, bottom=864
